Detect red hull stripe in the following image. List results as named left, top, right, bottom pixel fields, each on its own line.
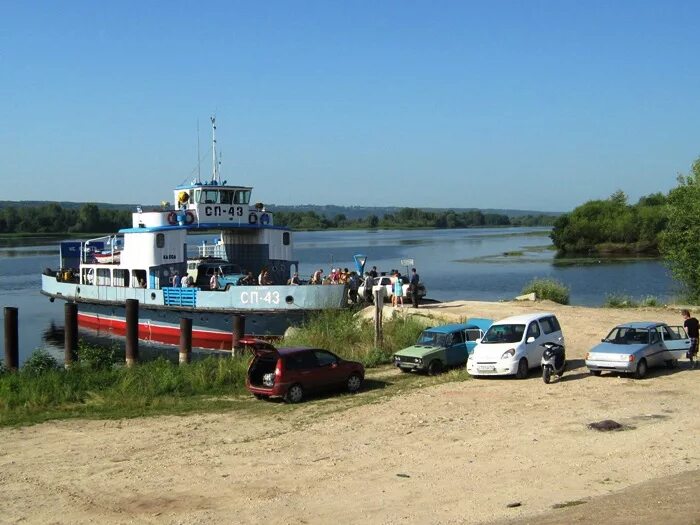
left=77, top=312, right=236, bottom=350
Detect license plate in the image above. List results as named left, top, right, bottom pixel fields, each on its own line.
left=477, top=365, right=496, bottom=372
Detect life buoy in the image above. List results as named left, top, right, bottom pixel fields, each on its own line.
left=167, top=211, right=177, bottom=225
left=260, top=213, right=270, bottom=226
left=248, top=212, right=258, bottom=224
left=185, top=211, right=195, bottom=224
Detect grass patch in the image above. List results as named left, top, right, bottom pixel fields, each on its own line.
left=503, top=250, right=524, bottom=257
left=603, top=294, right=663, bottom=308
left=281, top=309, right=425, bottom=367
left=552, top=499, right=587, bottom=509
left=521, top=278, right=570, bottom=305
left=0, top=314, right=433, bottom=427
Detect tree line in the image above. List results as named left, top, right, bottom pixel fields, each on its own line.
left=551, top=156, right=700, bottom=301
left=0, top=203, right=131, bottom=234
left=275, top=208, right=556, bottom=230
left=550, top=190, right=667, bottom=255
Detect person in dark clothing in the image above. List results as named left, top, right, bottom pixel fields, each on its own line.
left=369, top=266, right=378, bottom=279
left=682, top=309, right=699, bottom=367
left=410, top=268, right=420, bottom=308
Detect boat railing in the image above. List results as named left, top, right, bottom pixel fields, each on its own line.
left=198, top=244, right=226, bottom=258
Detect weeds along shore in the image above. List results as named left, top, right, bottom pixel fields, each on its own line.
left=0, top=310, right=427, bottom=427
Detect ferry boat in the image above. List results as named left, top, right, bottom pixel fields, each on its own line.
left=41, top=118, right=348, bottom=349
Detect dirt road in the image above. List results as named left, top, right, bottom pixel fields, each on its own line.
left=1, top=301, right=699, bottom=524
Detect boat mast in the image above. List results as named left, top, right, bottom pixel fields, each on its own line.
left=211, top=116, right=220, bottom=183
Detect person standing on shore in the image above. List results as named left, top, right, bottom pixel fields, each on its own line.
left=682, top=309, right=699, bottom=367
left=410, top=268, right=420, bottom=308
left=393, top=273, right=404, bottom=308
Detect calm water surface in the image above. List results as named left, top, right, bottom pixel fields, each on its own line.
left=0, top=228, right=680, bottom=363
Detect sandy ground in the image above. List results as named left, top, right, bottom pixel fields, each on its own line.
left=2, top=300, right=700, bottom=524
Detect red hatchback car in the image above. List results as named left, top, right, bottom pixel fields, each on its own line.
left=243, top=338, right=365, bottom=403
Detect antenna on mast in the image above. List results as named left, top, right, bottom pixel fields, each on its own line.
left=211, top=116, right=219, bottom=183
left=196, top=119, right=201, bottom=183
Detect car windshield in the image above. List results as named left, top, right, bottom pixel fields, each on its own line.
left=603, top=327, right=649, bottom=345
left=481, top=324, right=525, bottom=344
left=220, top=264, right=243, bottom=275
left=416, top=331, right=447, bottom=347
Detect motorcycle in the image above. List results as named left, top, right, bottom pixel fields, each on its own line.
left=541, top=341, right=566, bottom=384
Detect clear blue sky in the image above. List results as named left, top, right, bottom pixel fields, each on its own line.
left=2, top=1, right=699, bottom=212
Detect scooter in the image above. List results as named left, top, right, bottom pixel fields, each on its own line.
left=541, top=341, right=566, bottom=384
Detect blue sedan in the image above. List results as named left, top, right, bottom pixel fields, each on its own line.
left=585, top=322, right=691, bottom=378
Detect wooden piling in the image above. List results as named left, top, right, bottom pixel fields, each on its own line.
left=125, top=299, right=139, bottom=367
left=3, top=306, right=18, bottom=371
left=64, top=302, right=78, bottom=368
left=179, top=318, right=192, bottom=365
left=232, top=315, right=246, bottom=357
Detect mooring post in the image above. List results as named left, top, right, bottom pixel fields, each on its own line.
left=64, top=302, right=78, bottom=368
left=232, top=315, right=246, bottom=357
left=373, top=288, right=383, bottom=349
left=179, top=317, right=192, bottom=365
left=125, top=299, right=139, bottom=367
left=3, top=306, right=18, bottom=371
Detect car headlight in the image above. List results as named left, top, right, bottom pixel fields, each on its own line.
left=417, top=358, right=423, bottom=364
left=394, top=355, right=400, bottom=362
left=501, top=348, right=516, bottom=360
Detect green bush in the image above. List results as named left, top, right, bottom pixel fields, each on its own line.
left=77, top=341, right=116, bottom=370
left=281, top=309, right=424, bottom=367
left=21, top=350, right=59, bottom=375
left=604, top=294, right=638, bottom=308
left=639, top=295, right=661, bottom=307
left=521, top=278, right=570, bottom=305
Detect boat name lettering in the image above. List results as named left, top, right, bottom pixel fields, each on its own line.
left=204, top=205, right=244, bottom=218
left=162, top=254, right=177, bottom=260
left=240, top=291, right=280, bottom=305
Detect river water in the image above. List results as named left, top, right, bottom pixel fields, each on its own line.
left=0, top=227, right=680, bottom=363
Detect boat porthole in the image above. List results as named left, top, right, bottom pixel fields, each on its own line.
left=285, top=295, right=294, bottom=304
left=76, top=287, right=80, bottom=293
left=150, top=292, right=156, bottom=300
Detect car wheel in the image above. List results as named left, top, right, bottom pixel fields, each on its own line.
left=347, top=373, right=363, bottom=393
left=284, top=384, right=304, bottom=403
left=428, top=360, right=443, bottom=376
left=515, top=358, right=528, bottom=379
left=635, top=359, right=648, bottom=379
left=399, top=367, right=410, bottom=373
left=589, top=370, right=602, bottom=376
left=542, top=365, right=552, bottom=384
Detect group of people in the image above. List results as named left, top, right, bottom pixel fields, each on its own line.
left=170, top=272, right=195, bottom=288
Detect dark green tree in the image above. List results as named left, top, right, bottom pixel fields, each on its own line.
left=660, top=158, right=700, bottom=301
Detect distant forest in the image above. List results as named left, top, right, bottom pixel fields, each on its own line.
left=0, top=202, right=557, bottom=234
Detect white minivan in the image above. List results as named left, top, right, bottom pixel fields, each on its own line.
left=467, top=312, right=565, bottom=378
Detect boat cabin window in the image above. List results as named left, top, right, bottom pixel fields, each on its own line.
left=113, top=269, right=130, bottom=287
left=283, top=232, right=290, bottom=245
left=234, top=190, right=250, bottom=204
left=97, top=268, right=111, bottom=286
left=202, top=190, right=219, bottom=204
left=220, top=190, right=234, bottom=204
left=156, top=233, right=165, bottom=248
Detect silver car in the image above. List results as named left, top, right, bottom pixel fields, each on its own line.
left=585, top=322, right=691, bottom=378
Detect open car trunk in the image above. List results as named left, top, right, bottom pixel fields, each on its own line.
left=243, top=338, right=279, bottom=388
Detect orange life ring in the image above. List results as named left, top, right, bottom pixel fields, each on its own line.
left=167, top=211, right=177, bottom=225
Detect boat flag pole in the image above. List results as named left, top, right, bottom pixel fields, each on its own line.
left=211, top=116, right=219, bottom=183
